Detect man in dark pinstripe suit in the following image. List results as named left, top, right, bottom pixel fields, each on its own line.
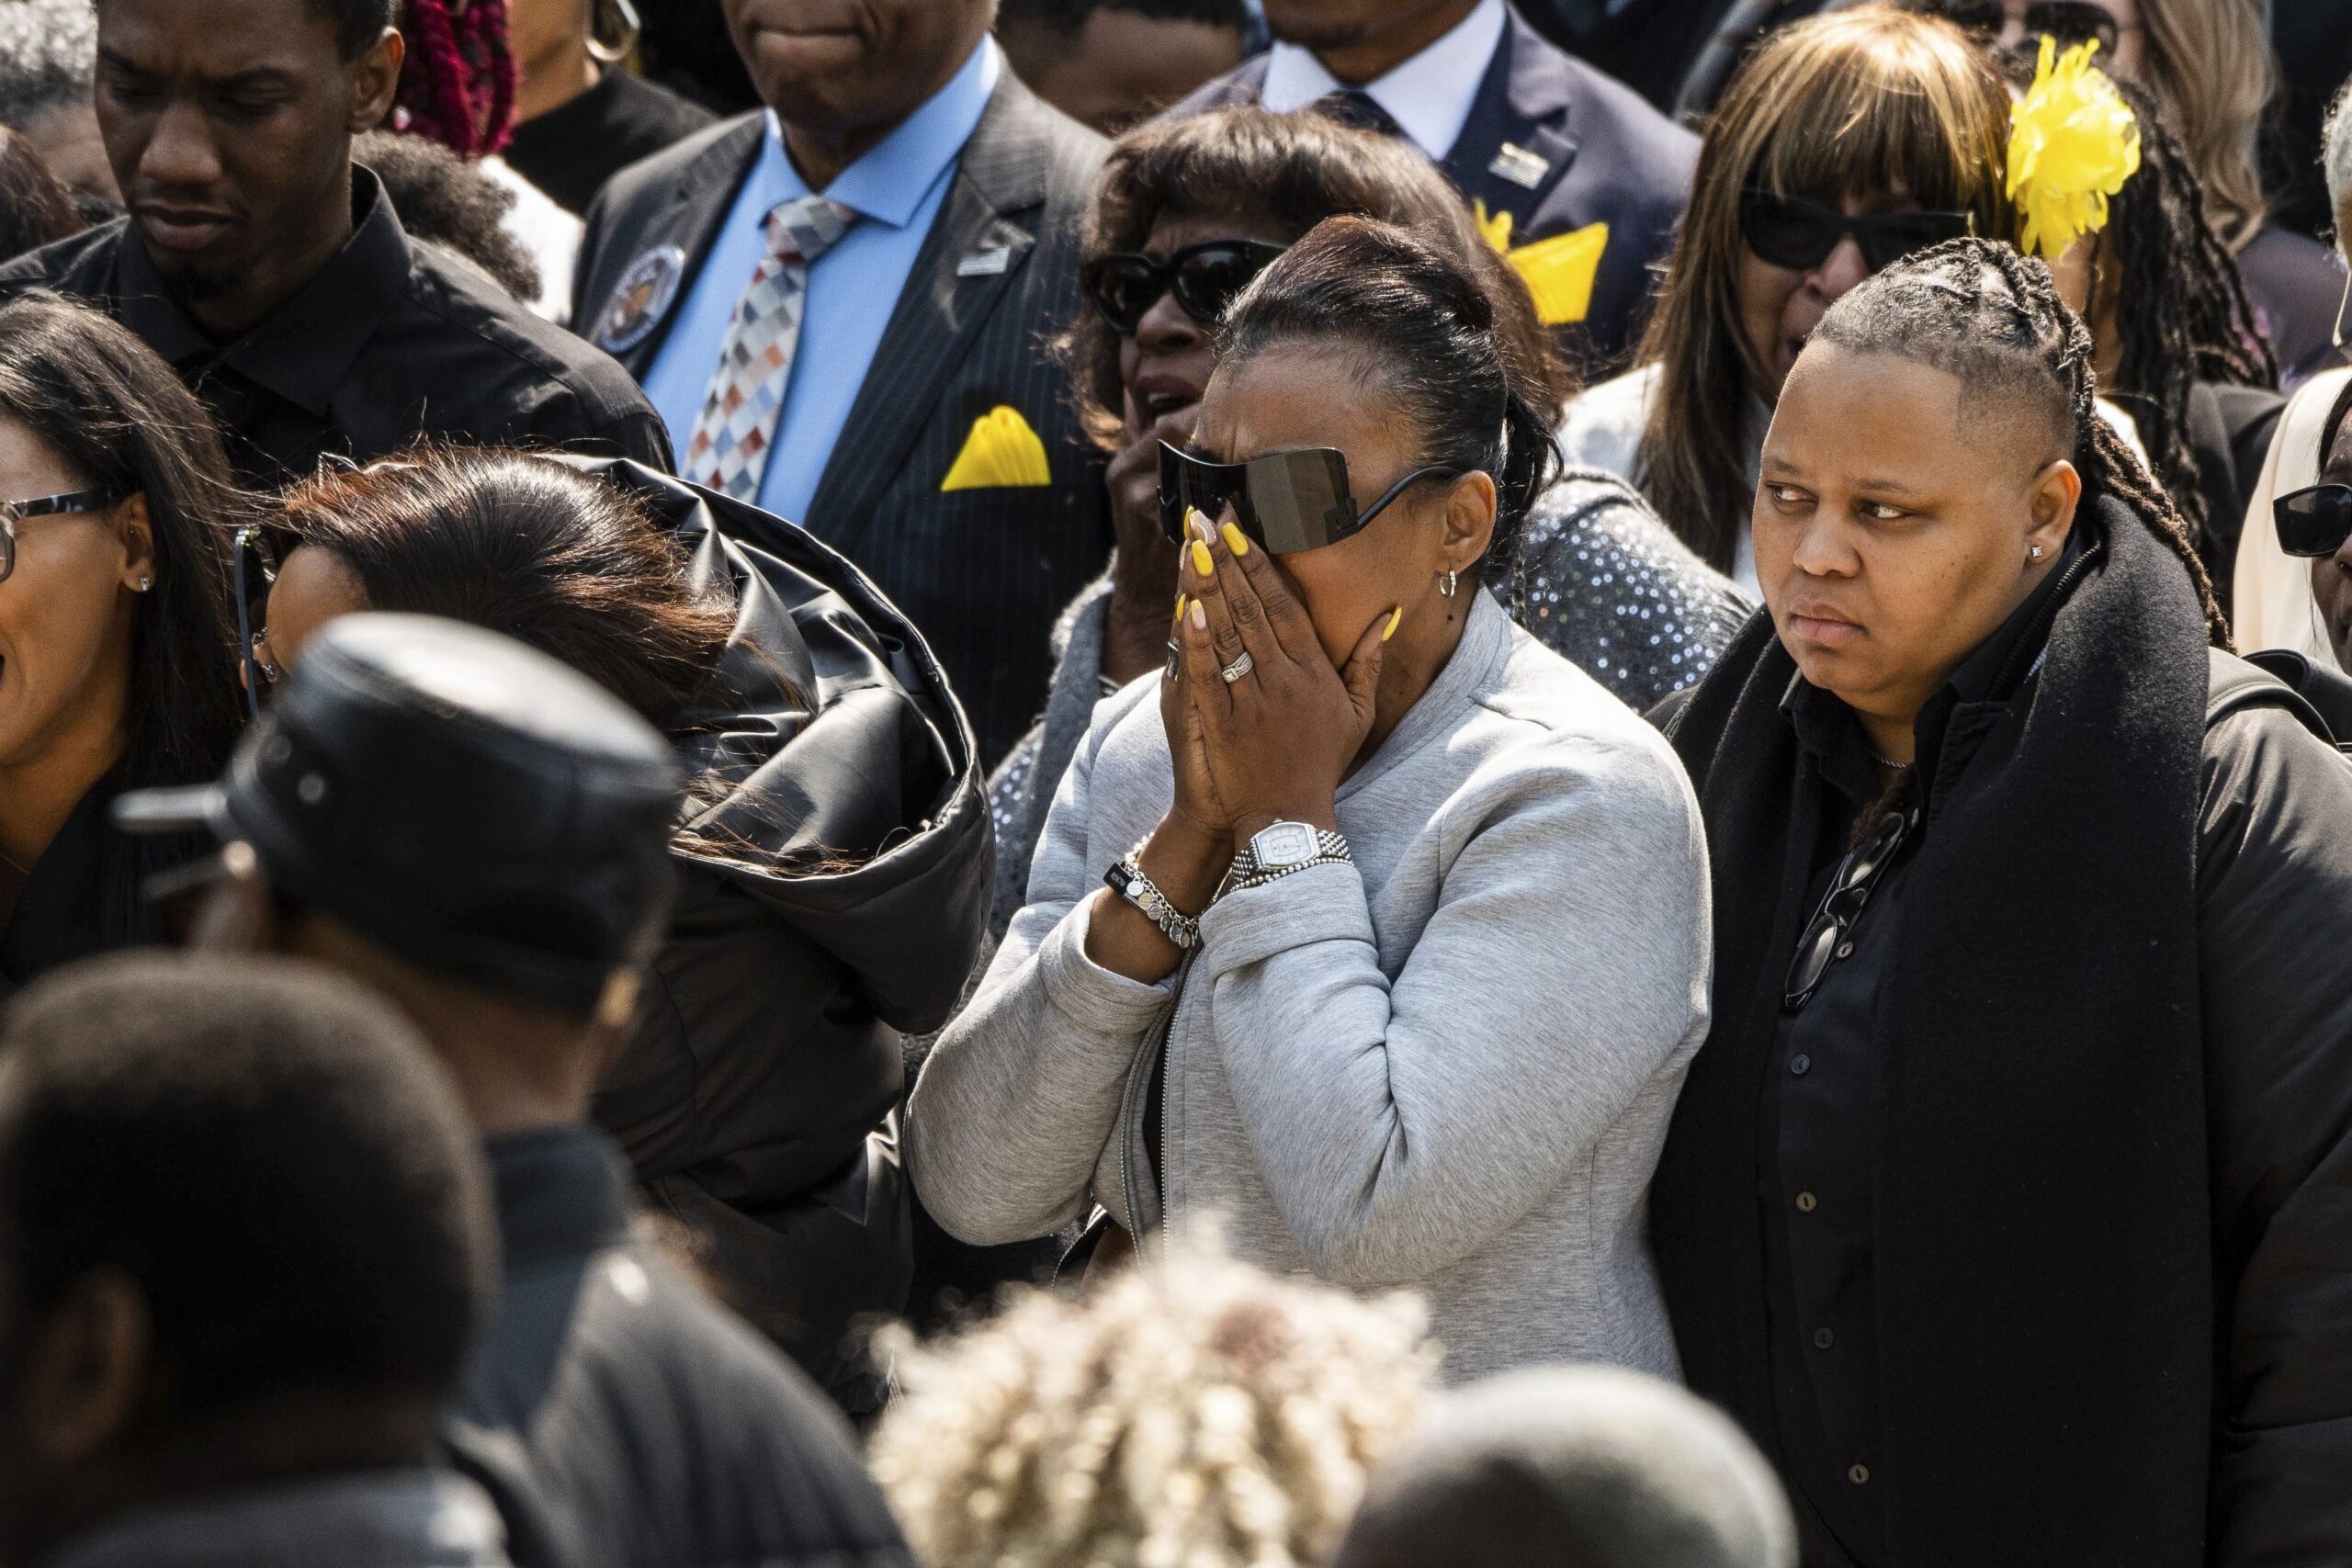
left=574, top=0, right=1110, bottom=765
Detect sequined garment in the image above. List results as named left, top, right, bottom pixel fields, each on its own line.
left=984, top=467, right=1755, bottom=936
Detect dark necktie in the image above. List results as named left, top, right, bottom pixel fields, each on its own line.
left=1311, top=88, right=1404, bottom=140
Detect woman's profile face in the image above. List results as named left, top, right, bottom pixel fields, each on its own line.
left=1737, top=190, right=1939, bottom=404
left=1191, top=344, right=1479, bottom=668
left=2308, top=418, right=2352, bottom=673
left=1753, top=343, right=2077, bottom=728
left=0, top=415, right=148, bottom=772
left=257, top=544, right=368, bottom=675
left=1118, top=209, right=1295, bottom=434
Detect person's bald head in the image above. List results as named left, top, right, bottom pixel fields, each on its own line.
left=1329, top=1367, right=1796, bottom=1568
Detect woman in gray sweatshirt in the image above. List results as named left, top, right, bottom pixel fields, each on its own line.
left=908, top=219, right=1713, bottom=1383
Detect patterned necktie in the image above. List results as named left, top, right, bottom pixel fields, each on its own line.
left=683, top=194, right=855, bottom=502
left=1312, top=88, right=1404, bottom=141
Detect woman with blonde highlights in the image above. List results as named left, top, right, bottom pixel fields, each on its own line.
left=868, top=1247, right=1439, bottom=1568
left=1563, top=6, right=2013, bottom=586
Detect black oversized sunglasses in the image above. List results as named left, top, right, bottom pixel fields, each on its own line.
left=2276, top=483, right=2352, bottom=559
left=0, top=486, right=131, bottom=583
left=1159, top=441, right=1461, bottom=556
left=1784, top=800, right=1918, bottom=1011
left=1925, top=0, right=2126, bottom=54
left=232, top=524, right=280, bottom=719
left=1738, top=189, right=1976, bottom=274
left=1082, top=240, right=1289, bottom=334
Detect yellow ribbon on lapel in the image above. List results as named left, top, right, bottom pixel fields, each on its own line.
left=1476, top=202, right=1609, bottom=327
left=941, top=405, right=1052, bottom=491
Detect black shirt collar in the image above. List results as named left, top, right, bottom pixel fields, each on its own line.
left=1784, top=524, right=2099, bottom=807
left=481, top=1124, right=632, bottom=1271
left=116, top=166, right=413, bottom=419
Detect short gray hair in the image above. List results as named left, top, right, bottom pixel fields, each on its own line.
left=0, top=0, right=96, bottom=129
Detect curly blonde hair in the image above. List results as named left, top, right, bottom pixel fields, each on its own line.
left=868, top=1247, right=1441, bottom=1568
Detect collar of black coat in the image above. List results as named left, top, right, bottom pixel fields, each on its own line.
left=482, top=1124, right=632, bottom=1271
left=1779, top=525, right=2095, bottom=811
left=115, top=167, right=410, bottom=421
left=1651, top=491, right=2219, bottom=1562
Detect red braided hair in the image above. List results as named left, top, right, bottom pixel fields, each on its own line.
left=392, top=0, right=518, bottom=160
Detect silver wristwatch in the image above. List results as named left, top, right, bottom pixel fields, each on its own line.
left=1105, top=851, right=1201, bottom=949
left=1228, top=821, right=1351, bottom=891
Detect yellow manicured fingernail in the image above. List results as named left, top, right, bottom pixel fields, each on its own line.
left=1221, top=521, right=1250, bottom=557
left=1383, top=605, right=1403, bottom=641
left=1189, top=601, right=1206, bottom=630
left=1173, top=594, right=1187, bottom=622
left=1192, top=539, right=1214, bottom=577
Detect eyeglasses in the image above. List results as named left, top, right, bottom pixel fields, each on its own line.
left=1928, top=0, right=2129, bottom=54
left=1081, top=240, right=1290, bottom=334
left=0, top=486, right=132, bottom=583
left=1784, top=800, right=1918, bottom=1011
left=1159, top=441, right=1462, bottom=556
left=2275, top=483, right=2352, bottom=559
left=1739, top=189, right=1976, bottom=274
left=232, top=524, right=279, bottom=719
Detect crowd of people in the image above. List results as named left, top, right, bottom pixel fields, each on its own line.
left=0, top=0, right=2343, bottom=1565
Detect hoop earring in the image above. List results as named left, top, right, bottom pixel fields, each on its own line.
left=587, top=0, right=641, bottom=65
left=1439, top=568, right=1458, bottom=598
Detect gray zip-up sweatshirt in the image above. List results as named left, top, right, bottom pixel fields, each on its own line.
left=908, top=593, right=1713, bottom=1382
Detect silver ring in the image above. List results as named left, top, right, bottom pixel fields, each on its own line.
left=1219, top=650, right=1254, bottom=684
left=1165, top=640, right=1181, bottom=680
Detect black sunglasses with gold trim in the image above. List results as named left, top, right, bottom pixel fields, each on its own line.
left=1159, top=441, right=1463, bottom=556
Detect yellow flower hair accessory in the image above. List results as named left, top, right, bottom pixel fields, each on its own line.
left=2006, top=35, right=2140, bottom=262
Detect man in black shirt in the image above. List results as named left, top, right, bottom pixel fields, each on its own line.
left=0, top=0, right=667, bottom=491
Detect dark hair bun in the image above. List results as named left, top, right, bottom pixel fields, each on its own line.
left=1219, top=217, right=1562, bottom=570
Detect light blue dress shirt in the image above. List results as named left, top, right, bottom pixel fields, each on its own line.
left=643, top=39, right=1001, bottom=524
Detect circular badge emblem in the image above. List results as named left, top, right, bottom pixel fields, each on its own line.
left=595, top=244, right=687, bottom=355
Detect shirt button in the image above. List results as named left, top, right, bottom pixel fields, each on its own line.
left=1848, top=1464, right=1871, bottom=1486
left=1791, top=1054, right=1812, bottom=1076
left=1813, top=1327, right=1836, bottom=1349
left=1795, top=1190, right=1818, bottom=1213
left=1836, top=941, right=1855, bottom=959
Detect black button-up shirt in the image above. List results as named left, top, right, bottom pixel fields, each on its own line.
left=1760, top=532, right=2094, bottom=1566
left=0, top=170, right=671, bottom=491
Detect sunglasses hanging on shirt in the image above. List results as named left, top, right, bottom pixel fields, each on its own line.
left=1158, top=441, right=1462, bottom=556
left=1081, top=240, right=1290, bottom=334
left=1738, top=189, right=1977, bottom=274
left=1923, top=0, right=2126, bottom=54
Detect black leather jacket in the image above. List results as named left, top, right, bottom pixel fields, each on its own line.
left=569, top=461, right=993, bottom=1414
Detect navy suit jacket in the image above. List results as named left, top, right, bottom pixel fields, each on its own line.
left=1169, top=5, right=1697, bottom=371
left=573, top=74, right=1110, bottom=765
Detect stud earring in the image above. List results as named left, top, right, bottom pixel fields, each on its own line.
left=2029, top=546, right=2044, bottom=559
left=136, top=576, right=153, bottom=592
left=1439, top=568, right=1458, bottom=598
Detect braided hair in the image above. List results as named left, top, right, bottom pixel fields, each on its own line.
left=2080, top=75, right=2275, bottom=562
left=1811, top=237, right=2228, bottom=645
left=393, top=0, right=518, bottom=160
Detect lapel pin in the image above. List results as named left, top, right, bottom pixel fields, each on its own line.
left=956, top=245, right=1012, bottom=278
left=595, top=244, right=687, bottom=355
left=1488, top=142, right=1552, bottom=191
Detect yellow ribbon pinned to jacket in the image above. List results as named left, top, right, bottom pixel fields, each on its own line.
left=941, top=405, right=1052, bottom=491
left=1476, top=202, right=1609, bottom=327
